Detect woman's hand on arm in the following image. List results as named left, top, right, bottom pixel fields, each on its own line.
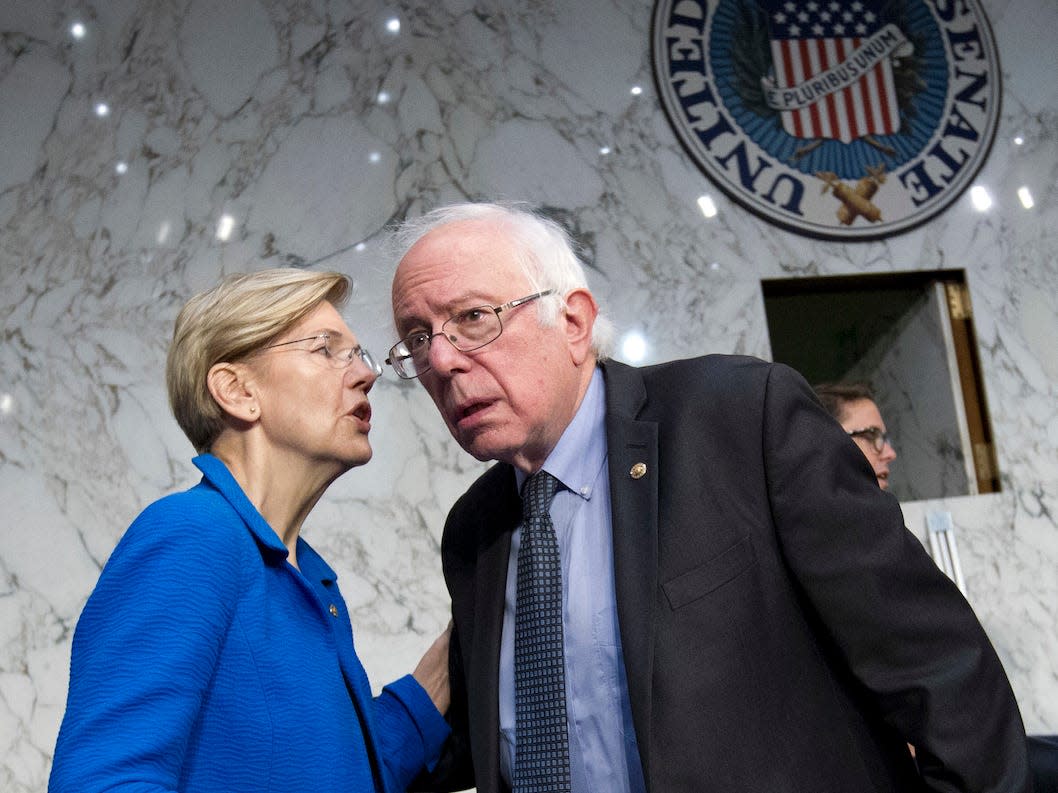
left=413, top=620, right=452, bottom=715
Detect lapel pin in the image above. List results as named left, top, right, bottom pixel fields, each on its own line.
left=630, top=462, right=647, bottom=479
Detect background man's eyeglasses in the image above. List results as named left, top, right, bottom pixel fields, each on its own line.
left=385, top=290, right=554, bottom=379
left=847, top=426, right=892, bottom=453
left=263, top=334, right=383, bottom=376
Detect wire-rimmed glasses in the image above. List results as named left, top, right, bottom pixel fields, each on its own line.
left=385, top=290, right=555, bottom=379
left=263, top=334, right=383, bottom=376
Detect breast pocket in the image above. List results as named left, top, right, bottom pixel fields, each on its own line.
left=662, top=536, right=756, bottom=610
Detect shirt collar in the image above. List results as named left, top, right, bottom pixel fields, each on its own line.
left=515, top=367, right=606, bottom=501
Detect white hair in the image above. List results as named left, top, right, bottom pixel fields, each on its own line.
left=390, top=202, right=615, bottom=359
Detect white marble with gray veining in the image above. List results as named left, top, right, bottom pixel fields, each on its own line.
left=1, top=0, right=1056, bottom=790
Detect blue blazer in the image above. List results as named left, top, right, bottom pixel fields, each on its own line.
left=50, top=454, right=448, bottom=793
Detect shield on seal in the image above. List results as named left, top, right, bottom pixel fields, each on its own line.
left=761, top=0, right=904, bottom=143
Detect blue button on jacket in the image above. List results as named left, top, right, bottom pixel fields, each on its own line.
left=50, top=454, right=448, bottom=793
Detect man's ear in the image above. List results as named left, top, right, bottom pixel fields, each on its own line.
left=206, top=362, right=259, bottom=422
left=562, top=288, right=598, bottom=366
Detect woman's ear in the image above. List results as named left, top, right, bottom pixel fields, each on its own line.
left=562, top=288, right=599, bottom=366
left=206, top=362, right=258, bottom=422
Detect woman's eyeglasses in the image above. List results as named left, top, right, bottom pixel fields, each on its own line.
left=263, top=334, right=383, bottom=376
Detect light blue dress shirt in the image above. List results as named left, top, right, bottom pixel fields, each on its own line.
left=499, top=369, right=646, bottom=793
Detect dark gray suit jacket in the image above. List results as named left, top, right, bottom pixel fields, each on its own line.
left=418, top=355, right=1030, bottom=792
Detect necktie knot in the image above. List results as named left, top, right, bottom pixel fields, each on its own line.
left=522, top=470, right=560, bottom=523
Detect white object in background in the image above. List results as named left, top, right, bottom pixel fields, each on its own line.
left=926, top=511, right=967, bottom=595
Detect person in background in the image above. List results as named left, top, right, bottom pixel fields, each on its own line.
left=387, top=202, right=1030, bottom=793
left=814, top=382, right=1058, bottom=792
left=813, top=381, right=897, bottom=490
left=50, top=269, right=450, bottom=793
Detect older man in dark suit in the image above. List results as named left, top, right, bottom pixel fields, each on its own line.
left=387, top=202, right=1030, bottom=793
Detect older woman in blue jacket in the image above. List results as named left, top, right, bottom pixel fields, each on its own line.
left=50, top=269, right=450, bottom=792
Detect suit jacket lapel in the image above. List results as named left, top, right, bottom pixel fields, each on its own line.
left=600, top=361, right=659, bottom=785
left=470, top=466, right=521, bottom=793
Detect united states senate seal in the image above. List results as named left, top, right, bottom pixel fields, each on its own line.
left=652, top=0, right=1001, bottom=240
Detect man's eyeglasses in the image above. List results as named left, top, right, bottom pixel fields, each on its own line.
left=385, top=290, right=555, bottom=380
left=847, top=426, right=892, bottom=453
left=263, top=334, right=383, bottom=376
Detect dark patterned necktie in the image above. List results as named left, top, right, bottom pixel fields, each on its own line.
left=513, top=470, right=571, bottom=793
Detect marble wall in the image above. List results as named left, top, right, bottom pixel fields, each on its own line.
left=1, top=1, right=1055, bottom=790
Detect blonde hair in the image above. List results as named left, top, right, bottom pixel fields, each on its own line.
left=167, top=269, right=350, bottom=453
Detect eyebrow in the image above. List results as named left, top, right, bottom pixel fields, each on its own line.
left=395, top=293, right=499, bottom=333
left=305, top=328, right=351, bottom=343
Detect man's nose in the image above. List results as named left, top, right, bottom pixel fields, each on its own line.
left=426, top=332, right=470, bottom=375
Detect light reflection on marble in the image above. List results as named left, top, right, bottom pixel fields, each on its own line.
left=0, top=0, right=1056, bottom=790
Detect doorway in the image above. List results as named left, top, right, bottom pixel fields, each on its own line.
left=762, top=270, right=998, bottom=500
